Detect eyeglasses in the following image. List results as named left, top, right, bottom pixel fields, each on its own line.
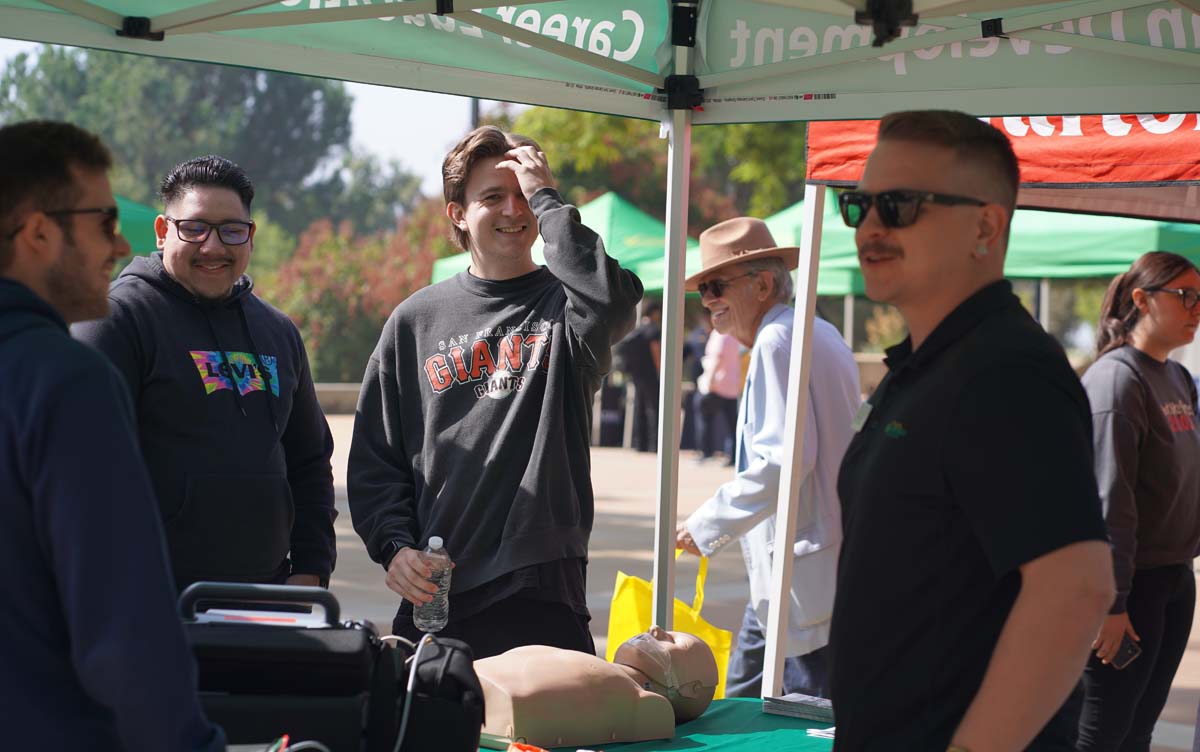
left=1144, top=287, right=1200, bottom=311
left=166, top=216, right=254, bottom=245
left=5, top=206, right=120, bottom=241
left=697, top=271, right=757, bottom=299
left=838, top=189, right=987, bottom=229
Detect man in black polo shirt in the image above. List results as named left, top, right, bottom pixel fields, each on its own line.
left=830, top=110, right=1114, bottom=751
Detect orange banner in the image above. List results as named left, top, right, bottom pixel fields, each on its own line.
left=807, top=115, right=1200, bottom=187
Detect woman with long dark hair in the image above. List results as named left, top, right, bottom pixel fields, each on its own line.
left=1077, top=251, right=1200, bottom=751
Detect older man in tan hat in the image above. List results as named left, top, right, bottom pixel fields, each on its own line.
left=675, top=217, right=860, bottom=698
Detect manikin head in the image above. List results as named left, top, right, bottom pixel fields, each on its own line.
left=613, top=626, right=719, bottom=722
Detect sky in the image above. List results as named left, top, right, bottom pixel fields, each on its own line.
left=0, top=38, right=512, bottom=196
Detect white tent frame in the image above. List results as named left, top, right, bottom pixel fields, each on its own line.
left=5, top=0, right=1200, bottom=703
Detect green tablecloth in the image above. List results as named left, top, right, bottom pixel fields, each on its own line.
left=482, top=698, right=834, bottom=752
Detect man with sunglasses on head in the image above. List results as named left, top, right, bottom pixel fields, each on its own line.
left=1, top=121, right=224, bottom=750
left=74, top=156, right=336, bottom=593
left=675, top=217, right=860, bottom=699
left=828, top=110, right=1114, bottom=751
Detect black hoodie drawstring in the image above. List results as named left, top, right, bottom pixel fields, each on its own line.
left=202, top=311, right=249, bottom=419
left=236, top=301, right=280, bottom=434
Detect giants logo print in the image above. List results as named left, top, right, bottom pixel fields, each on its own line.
left=423, top=331, right=551, bottom=400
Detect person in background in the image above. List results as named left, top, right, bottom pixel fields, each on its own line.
left=696, top=326, right=742, bottom=466
left=680, top=313, right=709, bottom=452
left=0, top=120, right=223, bottom=751
left=616, top=300, right=662, bottom=452
left=676, top=217, right=860, bottom=698
left=1077, top=251, right=1200, bottom=751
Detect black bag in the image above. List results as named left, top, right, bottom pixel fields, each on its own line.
left=181, top=582, right=399, bottom=752
left=392, top=635, right=484, bottom=752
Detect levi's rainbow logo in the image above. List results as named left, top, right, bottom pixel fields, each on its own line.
left=190, top=350, right=280, bottom=397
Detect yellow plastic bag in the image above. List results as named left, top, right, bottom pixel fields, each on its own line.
left=605, top=550, right=732, bottom=699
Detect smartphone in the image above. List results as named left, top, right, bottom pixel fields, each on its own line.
left=1110, top=635, right=1142, bottom=670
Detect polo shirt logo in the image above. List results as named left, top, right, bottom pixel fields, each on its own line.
left=884, top=420, right=908, bottom=439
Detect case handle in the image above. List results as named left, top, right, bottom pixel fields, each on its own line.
left=178, top=581, right=341, bottom=625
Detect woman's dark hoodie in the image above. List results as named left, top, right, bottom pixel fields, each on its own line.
left=73, top=253, right=336, bottom=589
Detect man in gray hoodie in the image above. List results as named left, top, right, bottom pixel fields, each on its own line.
left=349, top=126, right=643, bottom=657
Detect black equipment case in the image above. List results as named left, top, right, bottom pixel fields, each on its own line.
left=181, top=582, right=399, bottom=752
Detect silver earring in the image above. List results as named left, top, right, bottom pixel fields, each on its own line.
left=975, top=245, right=988, bottom=257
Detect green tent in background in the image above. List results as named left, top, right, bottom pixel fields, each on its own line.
left=430, top=191, right=698, bottom=287
left=1005, top=211, right=1200, bottom=278
left=116, top=194, right=159, bottom=256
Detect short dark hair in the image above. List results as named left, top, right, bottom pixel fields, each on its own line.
left=442, top=126, right=540, bottom=251
left=0, top=120, right=112, bottom=272
left=160, top=155, right=254, bottom=213
left=1096, top=251, right=1199, bottom=357
left=878, top=110, right=1020, bottom=214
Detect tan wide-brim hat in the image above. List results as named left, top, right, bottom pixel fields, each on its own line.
left=684, top=217, right=800, bottom=291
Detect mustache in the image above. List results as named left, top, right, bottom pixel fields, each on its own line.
left=858, top=241, right=904, bottom=259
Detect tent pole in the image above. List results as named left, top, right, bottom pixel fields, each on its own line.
left=763, top=183, right=825, bottom=698
left=1038, top=278, right=1052, bottom=330
left=842, top=293, right=855, bottom=348
left=651, top=38, right=695, bottom=632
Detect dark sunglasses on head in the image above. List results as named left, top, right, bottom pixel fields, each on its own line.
left=166, top=216, right=254, bottom=245
left=1144, top=287, right=1200, bottom=311
left=838, top=189, right=987, bottom=229
left=697, top=270, right=757, bottom=299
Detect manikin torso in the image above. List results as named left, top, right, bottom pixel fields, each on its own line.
left=475, top=645, right=675, bottom=748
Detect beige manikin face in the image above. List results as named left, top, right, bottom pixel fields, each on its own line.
left=613, top=626, right=719, bottom=721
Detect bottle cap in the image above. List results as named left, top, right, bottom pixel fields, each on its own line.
left=428, top=536, right=443, bottom=550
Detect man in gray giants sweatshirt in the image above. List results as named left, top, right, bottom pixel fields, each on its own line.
left=349, top=127, right=643, bottom=657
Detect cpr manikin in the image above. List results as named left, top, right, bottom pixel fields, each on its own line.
left=474, top=626, right=719, bottom=748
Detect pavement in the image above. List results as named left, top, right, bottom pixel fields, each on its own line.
left=323, top=415, right=1200, bottom=751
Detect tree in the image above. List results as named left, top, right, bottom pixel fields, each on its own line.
left=271, top=216, right=438, bottom=383
left=0, top=45, right=419, bottom=238
left=508, top=107, right=808, bottom=234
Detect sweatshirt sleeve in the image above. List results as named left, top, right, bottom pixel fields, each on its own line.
left=686, top=336, right=814, bottom=556
left=31, top=356, right=223, bottom=752
left=1086, top=362, right=1146, bottom=613
left=348, top=321, right=420, bottom=567
left=282, top=330, right=337, bottom=583
left=70, top=298, right=144, bottom=400
left=530, top=188, right=644, bottom=376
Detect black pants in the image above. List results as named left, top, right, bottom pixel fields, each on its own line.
left=698, top=392, right=738, bottom=460
left=392, top=595, right=595, bottom=660
left=1077, top=564, right=1195, bottom=751
left=630, top=377, right=660, bottom=452
left=725, top=602, right=831, bottom=699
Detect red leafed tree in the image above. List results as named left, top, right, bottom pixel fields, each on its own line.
left=273, top=199, right=453, bottom=382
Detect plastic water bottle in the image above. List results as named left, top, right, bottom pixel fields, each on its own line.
left=412, top=536, right=451, bottom=633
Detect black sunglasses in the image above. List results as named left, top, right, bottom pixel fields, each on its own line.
left=5, top=206, right=120, bottom=241
left=838, top=189, right=987, bottom=229
left=166, top=216, right=254, bottom=246
left=697, top=271, right=758, bottom=299
left=1144, top=287, right=1200, bottom=311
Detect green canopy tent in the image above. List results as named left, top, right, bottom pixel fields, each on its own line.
left=430, top=190, right=698, bottom=288
left=115, top=194, right=160, bottom=255
left=6, top=0, right=1200, bottom=697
